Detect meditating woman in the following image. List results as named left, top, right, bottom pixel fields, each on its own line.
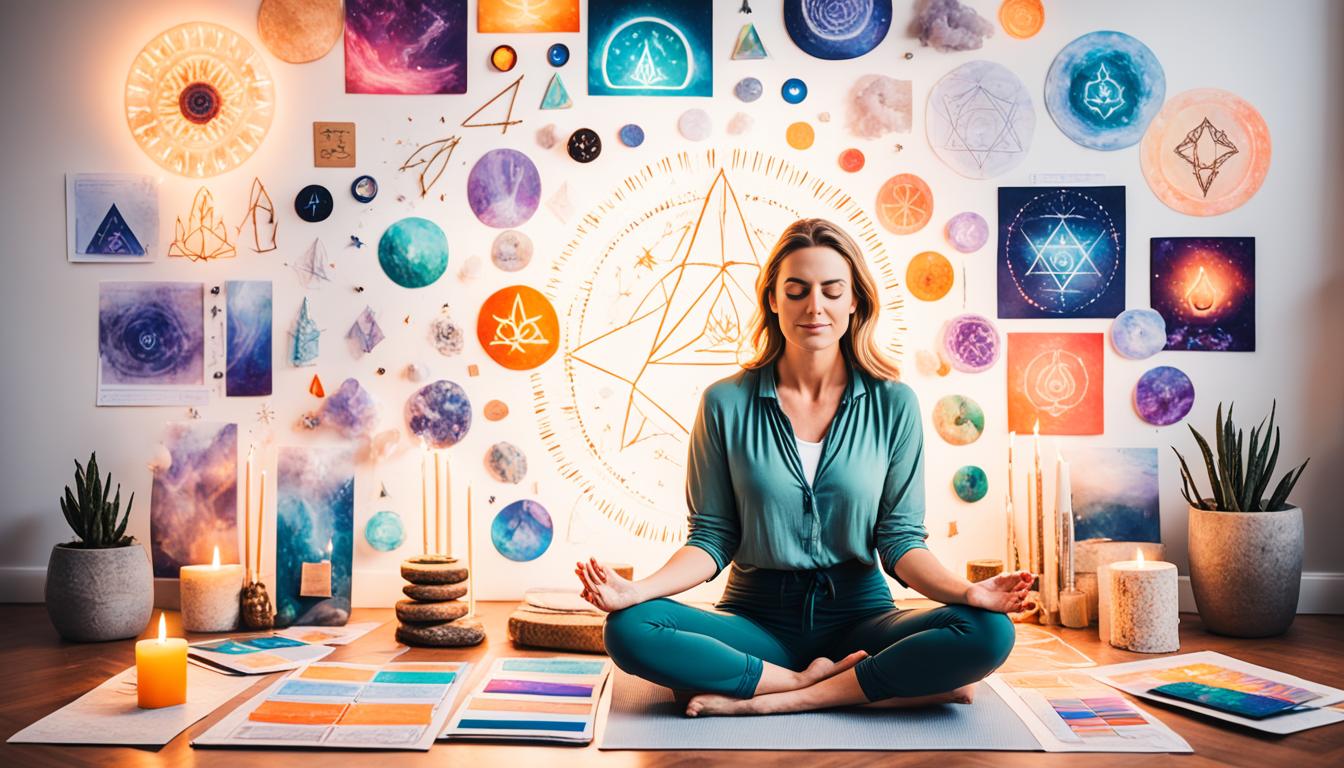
left=576, top=218, right=1031, bottom=717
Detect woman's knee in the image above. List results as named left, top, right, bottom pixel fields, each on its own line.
left=602, top=598, right=674, bottom=663
left=950, top=605, right=1016, bottom=670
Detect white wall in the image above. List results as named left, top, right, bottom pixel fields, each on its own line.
left=1, top=0, right=1340, bottom=611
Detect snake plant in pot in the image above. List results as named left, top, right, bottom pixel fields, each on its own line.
left=46, top=452, right=153, bottom=642
left=1173, top=402, right=1310, bottom=637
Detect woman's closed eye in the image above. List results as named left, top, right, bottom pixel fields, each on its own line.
left=785, top=288, right=845, bottom=300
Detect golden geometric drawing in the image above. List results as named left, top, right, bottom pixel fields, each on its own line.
left=532, top=149, right=903, bottom=543
left=238, top=177, right=277, bottom=253
left=461, top=75, right=524, bottom=134
left=168, top=187, right=235, bottom=262
left=125, top=22, right=275, bottom=178
left=399, top=135, right=461, bottom=198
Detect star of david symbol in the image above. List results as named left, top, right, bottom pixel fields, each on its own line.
left=940, top=83, right=1024, bottom=169
left=490, top=293, right=551, bottom=354
left=1082, top=63, right=1126, bottom=120
left=1022, top=208, right=1104, bottom=301
left=1174, top=117, right=1239, bottom=197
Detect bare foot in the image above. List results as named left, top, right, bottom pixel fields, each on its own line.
left=864, top=683, right=977, bottom=709
left=797, top=650, right=869, bottom=687
left=686, top=693, right=763, bottom=717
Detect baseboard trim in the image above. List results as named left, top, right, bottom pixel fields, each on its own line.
left=3, top=566, right=1343, bottom=614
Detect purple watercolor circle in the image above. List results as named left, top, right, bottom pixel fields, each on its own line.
left=939, top=314, right=1001, bottom=373
left=944, top=212, right=989, bottom=253
left=1134, top=366, right=1195, bottom=426
left=466, top=148, right=541, bottom=229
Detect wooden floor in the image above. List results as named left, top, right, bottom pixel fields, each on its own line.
left=1, top=602, right=1342, bottom=767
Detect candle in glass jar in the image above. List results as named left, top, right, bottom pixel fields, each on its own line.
left=1108, top=550, right=1179, bottom=653
left=180, top=545, right=244, bottom=632
left=136, top=612, right=187, bottom=708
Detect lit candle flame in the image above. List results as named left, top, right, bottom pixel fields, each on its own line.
left=211, top=545, right=220, bottom=568
left=157, top=611, right=167, bottom=643
left=1033, top=420, right=1040, bottom=436
left=1137, top=549, right=1146, bottom=567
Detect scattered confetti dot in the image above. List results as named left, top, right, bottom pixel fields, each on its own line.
left=490, top=45, right=517, bottom=72
left=838, top=148, right=865, bottom=172
left=781, top=77, right=808, bottom=104
left=546, top=43, right=570, bottom=67
left=678, top=108, right=712, bottom=141
left=785, top=121, right=815, bottom=149
left=618, top=123, right=645, bottom=147
left=734, top=77, right=763, bottom=102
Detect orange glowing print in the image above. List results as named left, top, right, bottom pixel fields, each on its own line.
left=876, top=173, right=934, bottom=235
left=477, top=285, right=560, bottom=370
left=906, top=251, right=955, bottom=301
left=477, top=0, right=579, bottom=33
left=1007, top=332, right=1104, bottom=435
left=999, top=0, right=1045, bottom=40
left=1141, top=89, right=1271, bottom=216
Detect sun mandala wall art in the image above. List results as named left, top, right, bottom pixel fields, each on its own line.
left=1007, top=332, right=1104, bottom=435
left=531, top=149, right=904, bottom=543
left=998, top=186, right=1125, bottom=319
left=587, top=0, right=713, bottom=97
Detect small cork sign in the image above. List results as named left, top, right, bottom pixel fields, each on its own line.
left=300, top=561, right=333, bottom=597
left=313, top=122, right=356, bottom=167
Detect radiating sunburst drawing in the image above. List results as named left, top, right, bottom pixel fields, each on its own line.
left=532, top=149, right=904, bottom=543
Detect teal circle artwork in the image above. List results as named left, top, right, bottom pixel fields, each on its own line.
left=1045, top=31, right=1166, bottom=151
left=378, top=217, right=449, bottom=289
left=952, top=466, right=989, bottom=503
left=491, top=499, right=553, bottom=562
left=364, top=510, right=405, bottom=552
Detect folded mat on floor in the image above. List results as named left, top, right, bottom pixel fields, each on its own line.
left=600, top=668, right=1040, bottom=751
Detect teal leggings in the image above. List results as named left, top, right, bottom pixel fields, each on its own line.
left=603, top=560, right=1015, bottom=701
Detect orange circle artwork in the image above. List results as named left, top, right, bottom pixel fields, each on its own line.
left=876, top=173, right=934, bottom=235
left=477, top=285, right=559, bottom=371
left=999, top=0, right=1045, bottom=40
left=1140, top=88, right=1271, bottom=217
left=483, top=400, right=510, bottom=421
left=906, top=251, right=955, bottom=301
left=785, top=122, right=815, bottom=150
left=838, top=148, right=865, bottom=172
left=490, top=45, right=518, bottom=72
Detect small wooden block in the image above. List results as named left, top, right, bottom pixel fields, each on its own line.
left=966, top=558, right=1004, bottom=583
left=299, top=561, right=332, bottom=597
left=313, top=122, right=356, bottom=167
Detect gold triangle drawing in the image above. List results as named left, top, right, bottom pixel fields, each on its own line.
left=461, top=74, right=524, bottom=134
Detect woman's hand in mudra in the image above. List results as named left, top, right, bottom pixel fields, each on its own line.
left=964, top=570, right=1034, bottom=613
left=575, top=557, right=641, bottom=613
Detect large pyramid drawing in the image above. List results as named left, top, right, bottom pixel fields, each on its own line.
left=86, top=204, right=145, bottom=255
left=568, top=169, right=762, bottom=449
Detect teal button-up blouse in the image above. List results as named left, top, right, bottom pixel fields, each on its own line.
left=685, top=362, right=929, bottom=587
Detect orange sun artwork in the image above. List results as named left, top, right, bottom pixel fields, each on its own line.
left=477, top=0, right=579, bottom=33
left=1007, top=333, right=1104, bottom=435
left=876, top=173, right=934, bottom=235
left=477, top=285, right=560, bottom=370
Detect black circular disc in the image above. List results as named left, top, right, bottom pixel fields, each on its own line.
left=567, top=128, right=601, bottom=163
left=351, top=175, right=378, bottom=203
left=295, top=184, right=334, bottom=222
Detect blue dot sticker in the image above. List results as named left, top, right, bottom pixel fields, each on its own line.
left=781, top=77, right=808, bottom=104
left=618, top=124, right=645, bottom=147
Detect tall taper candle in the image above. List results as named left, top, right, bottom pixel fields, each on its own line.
left=444, top=455, right=453, bottom=557
left=434, top=451, right=442, bottom=555
left=244, top=445, right=253, bottom=583
left=1032, top=420, right=1043, bottom=576
left=466, top=484, right=475, bottom=618
left=1007, top=432, right=1016, bottom=569
left=420, top=446, right=429, bottom=556
left=255, top=470, right=266, bottom=580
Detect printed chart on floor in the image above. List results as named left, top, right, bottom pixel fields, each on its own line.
left=988, top=671, right=1191, bottom=752
left=1090, top=651, right=1344, bottom=735
left=276, top=621, right=383, bottom=646
left=189, top=634, right=333, bottom=675
left=442, top=656, right=612, bottom=744
left=194, top=660, right=470, bottom=750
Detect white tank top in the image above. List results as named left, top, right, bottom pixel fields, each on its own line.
left=796, top=436, right=823, bottom=487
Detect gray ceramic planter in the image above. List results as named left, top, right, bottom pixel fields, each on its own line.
left=1188, top=505, right=1303, bottom=637
left=45, top=542, right=153, bottom=642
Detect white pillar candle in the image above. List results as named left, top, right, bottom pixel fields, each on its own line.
left=1108, top=552, right=1179, bottom=653
left=1079, top=541, right=1166, bottom=638
left=180, top=546, right=244, bottom=633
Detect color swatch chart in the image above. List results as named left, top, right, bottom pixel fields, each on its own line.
left=1109, top=662, right=1320, bottom=704
left=189, top=633, right=333, bottom=674
left=443, top=656, right=612, bottom=744
left=194, top=660, right=469, bottom=750
left=999, top=671, right=1189, bottom=752
left=1049, top=694, right=1147, bottom=738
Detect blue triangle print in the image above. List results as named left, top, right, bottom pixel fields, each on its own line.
left=86, top=203, right=145, bottom=255
left=540, top=73, right=572, bottom=110
left=732, top=23, right=768, bottom=60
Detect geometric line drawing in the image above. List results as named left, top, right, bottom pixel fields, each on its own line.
left=490, top=292, right=550, bottom=355
left=1174, top=117, right=1239, bottom=197
left=1024, top=348, right=1088, bottom=417
left=1021, top=206, right=1105, bottom=299
left=1082, top=63, right=1125, bottom=120
left=399, top=135, right=462, bottom=198
left=928, top=61, right=1034, bottom=179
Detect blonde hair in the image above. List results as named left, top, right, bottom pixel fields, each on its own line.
left=741, top=218, right=900, bottom=380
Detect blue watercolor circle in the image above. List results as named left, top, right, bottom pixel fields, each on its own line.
left=784, top=0, right=892, bottom=60
left=491, top=499, right=553, bottom=562
left=781, top=78, right=808, bottom=104
left=953, top=466, right=989, bottom=503
left=467, top=148, right=542, bottom=229
left=734, top=77, right=763, bottom=103
left=547, top=43, right=570, bottom=67
left=1110, top=308, right=1167, bottom=360
left=364, top=510, right=405, bottom=552
left=618, top=123, right=645, bottom=148
left=1045, top=31, right=1166, bottom=151
left=1135, top=366, right=1195, bottom=426
left=405, top=379, right=472, bottom=448
left=378, top=217, right=449, bottom=289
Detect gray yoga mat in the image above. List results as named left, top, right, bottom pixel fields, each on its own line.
left=600, top=669, right=1041, bottom=751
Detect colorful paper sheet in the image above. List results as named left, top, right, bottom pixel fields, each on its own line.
left=188, top=633, right=334, bottom=675
left=443, top=656, right=612, bottom=744
left=97, top=281, right=208, bottom=406
left=276, top=621, right=383, bottom=646
left=989, top=671, right=1190, bottom=752
left=194, top=660, right=470, bottom=750
left=1089, top=651, right=1344, bottom=735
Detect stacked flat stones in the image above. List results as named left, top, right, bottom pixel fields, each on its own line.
left=396, top=555, right=485, bottom=647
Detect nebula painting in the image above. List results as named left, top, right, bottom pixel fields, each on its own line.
left=275, top=446, right=355, bottom=627
left=225, top=281, right=272, bottom=396
left=1151, top=237, right=1255, bottom=351
left=1007, top=332, right=1104, bottom=435
left=588, top=0, right=713, bottom=97
left=998, top=186, right=1125, bottom=319
left=406, top=379, right=472, bottom=448
left=345, top=0, right=467, bottom=95
left=99, top=282, right=204, bottom=387
left=491, top=499, right=553, bottom=561
left=150, top=422, right=238, bottom=577
left=466, top=149, right=541, bottom=229
left=1068, top=447, right=1161, bottom=543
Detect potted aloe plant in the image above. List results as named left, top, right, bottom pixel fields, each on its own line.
left=1173, top=403, right=1310, bottom=637
left=46, top=452, right=153, bottom=642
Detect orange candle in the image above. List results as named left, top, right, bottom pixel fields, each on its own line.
left=136, top=612, right=187, bottom=709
